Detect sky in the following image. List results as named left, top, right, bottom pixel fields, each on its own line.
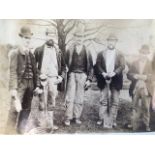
left=0, top=19, right=155, bottom=58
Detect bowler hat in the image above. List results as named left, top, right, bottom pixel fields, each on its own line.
left=139, top=44, right=150, bottom=54
left=19, top=26, right=33, bottom=38
left=107, top=34, right=118, bottom=41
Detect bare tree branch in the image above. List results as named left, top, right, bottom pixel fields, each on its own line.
left=63, top=19, right=74, bottom=28
left=45, top=30, right=57, bottom=36
left=92, top=38, right=105, bottom=45
left=65, top=20, right=77, bottom=36
left=85, top=25, right=103, bottom=33
left=83, top=25, right=104, bottom=37
left=31, top=37, right=46, bottom=41
left=38, top=19, right=57, bottom=28
left=26, top=22, right=52, bottom=27
left=66, top=37, right=74, bottom=45
left=84, top=38, right=105, bottom=45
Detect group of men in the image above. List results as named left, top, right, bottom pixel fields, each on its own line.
left=6, top=26, right=155, bottom=134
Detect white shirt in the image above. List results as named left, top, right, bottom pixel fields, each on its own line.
left=76, top=45, right=83, bottom=54
left=104, top=49, right=116, bottom=73
left=139, top=59, right=147, bottom=74
left=22, top=46, right=31, bottom=54
left=41, top=45, right=58, bottom=77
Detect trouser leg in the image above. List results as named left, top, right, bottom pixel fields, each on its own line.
left=38, top=110, right=54, bottom=129
left=48, top=77, right=58, bottom=107
left=141, top=95, right=150, bottom=128
left=132, top=107, right=140, bottom=131
left=39, top=78, right=57, bottom=129
left=47, top=111, right=54, bottom=128
left=65, top=73, right=76, bottom=120
left=74, top=73, right=87, bottom=119
left=110, top=88, right=120, bottom=124
left=132, top=91, right=141, bottom=130
left=17, top=79, right=34, bottom=134
left=5, top=101, right=18, bottom=134
left=99, top=87, right=108, bottom=120
left=17, top=110, right=30, bottom=134
left=6, top=82, right=26, bottom=134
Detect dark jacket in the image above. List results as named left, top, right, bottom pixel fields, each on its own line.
left=65, top=45, right=94, bottom=81
left=34, top=45, right=66, bottom=79
left=127, top=59, right=154, bottom=97
left=34, top=45, right=67, bottom=91
left=95, top=49, right=125, bottom=90
left=9, top=47, right=39, bottom=90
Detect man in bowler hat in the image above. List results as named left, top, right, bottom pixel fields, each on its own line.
left=6, top=26, right=39, bottom=134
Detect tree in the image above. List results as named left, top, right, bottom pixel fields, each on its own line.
left=26, top=19, right=79, bottom=53
left=26, top=19, right=104, bottom=54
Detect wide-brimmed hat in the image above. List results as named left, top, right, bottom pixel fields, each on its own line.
left=139, top=44, right=150, bottom=54
left=19, top=26, right=33, bottom=38
left=107, top=34, right=118, bottom=41
left=73, top=24, right=86, bottom=43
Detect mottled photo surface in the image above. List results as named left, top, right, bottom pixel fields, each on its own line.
left=1, top=19, right=155, bottom=134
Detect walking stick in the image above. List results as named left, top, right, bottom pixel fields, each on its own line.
left=106, top=79, right=111, bottom=114
left=62, top=67, right=68, bottom=109
left=103, top=78, right=113, bottom=128
left=42, top=82, right=49, bottom=128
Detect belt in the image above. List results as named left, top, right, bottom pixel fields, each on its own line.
left=47, top=75, right=58, bottom=78
left=22, top=77, right=33, bottom=80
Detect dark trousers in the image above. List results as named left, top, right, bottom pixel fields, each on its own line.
left=6, top=79, right=34, bottom=134
left=132, top=88, right=151, bottom=130
left=99, top=87, right=120, bottom=123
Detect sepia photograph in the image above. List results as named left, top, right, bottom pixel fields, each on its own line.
left=1, top=19, right=155, bottom=134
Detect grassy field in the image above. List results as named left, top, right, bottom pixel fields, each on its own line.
left=53, top=88, right=132, bottom=134
left=53, top=87, right=155, bottom=134
left=2, top=85, right=155, bottom=134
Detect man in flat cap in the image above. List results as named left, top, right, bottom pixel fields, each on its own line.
left=95, top=34, right=125, bottom=128
left=34, top=38, right=66, bottom=130
left=6, top=26, right=39, bottom=134
left=127, top=44, right=153, bottom=131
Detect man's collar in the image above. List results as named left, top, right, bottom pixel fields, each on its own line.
left=19, top=46, right=32, bottom=55
left=44, top=44, right=60, bottom=54
left=45, top=44, right=54, bottom=49
left=107, top=47, right=116, bottom=51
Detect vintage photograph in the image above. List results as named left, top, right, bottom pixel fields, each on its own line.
left=1, top=19, right=155, bottom=134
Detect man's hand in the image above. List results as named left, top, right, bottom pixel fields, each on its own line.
left=134, top=74, right=147, bottom=81
left=107, top=72, right=116, bottom=78
left=102, top=72, right=108, bottom=78
left=14, top=97, right=22, bottom=112
left=54, top=76, right=63, bottom=85
left=84, top=80, right=91, bottom=90
left=34, top=87, right=43, bottom=95
left=139, top=75, right=147, bottom=81
left=133, top=74, right=138, bottom=80
left=10, top=89, right=17, bottom=97
left=10, top=90, right=22, bottom=112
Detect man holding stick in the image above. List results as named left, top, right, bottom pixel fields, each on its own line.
left=95, top=34, right=125, bottom=128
